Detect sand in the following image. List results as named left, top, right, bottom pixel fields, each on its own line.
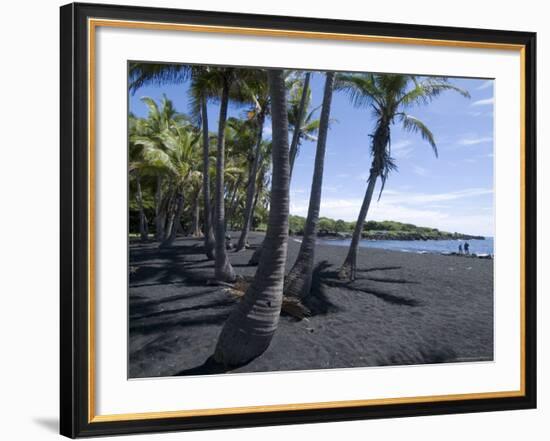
left=128, top=231, right=493, bottom=378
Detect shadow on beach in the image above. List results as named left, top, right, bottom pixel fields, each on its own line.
left=129, top=232, right=494, bottom=378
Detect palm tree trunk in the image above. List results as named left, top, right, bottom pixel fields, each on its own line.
left=163, top=191, right=176, bottom=241
left=135, top=174, right=148, bottom=242
left=161, top=189, right=185, bottom=248
left=214, top=69, right=290, bottom=367
left=214, top=76, right=236, bottom=282
left=192, top=189, right=202, bottom=237
left=201, top=96, right=216, bottom=259
left=289, top=72, right=311, bottom=181
left=226, top=176, right=242, bottom=229
left=247, top=72, right=311, bottom=264
left=236, top=113, right=265, bottom=251
left=338, top=170, right=377, bottom=280
left=154, top=175, right=164, bottom=241
left=285, top=72, right=335, bottom=298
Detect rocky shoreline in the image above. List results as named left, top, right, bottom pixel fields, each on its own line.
left=315, top=230, right=485, bottom=241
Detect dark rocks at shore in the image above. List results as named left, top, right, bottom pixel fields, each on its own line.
left=314, top=230, right=485, bottom=241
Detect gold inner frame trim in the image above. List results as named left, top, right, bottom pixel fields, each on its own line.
left=87, top=17, right=527, bottom=423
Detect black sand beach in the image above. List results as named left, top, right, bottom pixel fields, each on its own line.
left=129, top=232, right=493, bottom=378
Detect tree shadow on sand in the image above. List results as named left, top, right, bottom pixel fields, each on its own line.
left=305, top=261, right=342, bottom=315
left=316, top=263, right=423, bottom=307
left=173, top=356, right=233, bottom=376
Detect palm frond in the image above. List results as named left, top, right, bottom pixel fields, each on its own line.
left=399, top=113, right=438, bottom=157
left=129, top=62, right=190, bottom=94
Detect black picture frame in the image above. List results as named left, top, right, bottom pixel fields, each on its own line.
left=60, top=2, right=537, bottom=438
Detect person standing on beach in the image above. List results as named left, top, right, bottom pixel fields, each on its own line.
left=458, top=244, right=463, bottom=254
left=464, top=242, right=470, bottom=255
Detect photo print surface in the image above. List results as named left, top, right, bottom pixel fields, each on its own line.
left=127, top=62, right=494, bottom=379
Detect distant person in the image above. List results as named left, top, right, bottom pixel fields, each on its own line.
left=458, top=244, right=463, bottom=254
left=464, top=242, right=470, bottom=255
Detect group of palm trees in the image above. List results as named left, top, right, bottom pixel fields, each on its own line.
left=129, top=63, right=469, bottom=367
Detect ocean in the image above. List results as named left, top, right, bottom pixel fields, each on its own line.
left=316, top=237, right=494, bottom=255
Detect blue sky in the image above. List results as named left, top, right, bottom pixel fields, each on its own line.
left=129, top=70, right=494, bottom=236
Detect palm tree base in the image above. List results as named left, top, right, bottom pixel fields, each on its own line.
left=248, top=244, right=263, bottom=266
left=215, top=261, right=237, bottom=283
left=213, top=331, right=274, bottom=368
left=338, top=260, right=356, bottom=281
left=284, top=265, right=313, bottom=300
left=213, top=302, right=278, bottom=367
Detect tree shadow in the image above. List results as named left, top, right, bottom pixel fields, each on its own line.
left=172, top=356, right=231, bottom=376
left=316, top=263, right=422, bottom=307
left=131, top=297, right=236, bottom=321
left=304, top=261, right=341, bottom=315
left=354, top=276, right=420, bottom=284
left=356, top=266, right=402, bottom=272
left=130, top=311, right=231, bottom=336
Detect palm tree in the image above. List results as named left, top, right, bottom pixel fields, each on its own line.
left=199, top=93, right=216, bottom=257
left=129, top=114, right=149, bottom=241
left=284, top=72, right=335, bottom=299
left=235, top=71, right=270, bottom=251
left=129, top=96, right=186, bottom=242
left=212, top=68, right=237, bottom=282
left=130, top=63, right=218, bottom=257
left=336, top=74, right=470, bottom=280
left=288, top=72, right=318, bottom=180
left=247, top=74, right=320, bottom=266
left=136, top=120, right=201, bottom=247
left=188, top=68, right=223, bottom=259
left=214, top=69, right=290, bottom=367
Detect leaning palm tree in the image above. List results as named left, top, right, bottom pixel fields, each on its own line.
left=214, top=69, right=290, bottom=367
left=336, top=74, right=470, bottom=280
left=284, top=72, right=335, bottom=299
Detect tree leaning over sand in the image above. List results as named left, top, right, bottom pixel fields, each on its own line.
left=284, top=72, right=335, bottom=299
left=214, top=69, right=290, bottom=367
left=336, top=74, right=470, bottom=280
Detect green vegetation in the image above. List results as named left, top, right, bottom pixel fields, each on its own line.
left=288, top=215, right=484, bottom=240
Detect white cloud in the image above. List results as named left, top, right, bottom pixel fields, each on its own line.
left=457, top=135, right=493, bottom=146
left=322, top=184, right=343, bottom=193
left=472, top=97, right=494, bottom=107
left=477, top=80, right=494, bottom=90
left=412, top=165, right=428, bottom=177
left=390, top=139, right=414, bottom=159
left=289, top=187, right=494, bottom=236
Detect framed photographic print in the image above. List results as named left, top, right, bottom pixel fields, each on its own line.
left=60, top=2, right=537, bottom=438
